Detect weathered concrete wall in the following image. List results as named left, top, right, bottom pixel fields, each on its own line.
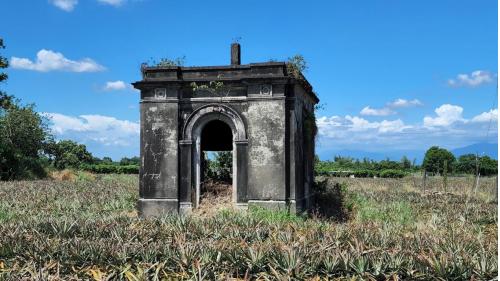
left=139, top=101, right=179, bottom=216
left=246, top=100, right=286, bottom=204
left=292, top=84, right=316, bottom=211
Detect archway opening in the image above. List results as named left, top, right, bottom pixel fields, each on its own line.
left=198, top=119, right=234, bottom=211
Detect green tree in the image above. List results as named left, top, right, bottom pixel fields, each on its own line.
left=400, top=156, right=412, bottom=170
left=101, top=157, right=114, bottom=164
left=206, top=151, right=232, bottom=182
left=455, top=154, right=477, bottom=174
left=0, top=105, right=50, bottom=180
left=119, top=156, right=140, bottom=166
left=479, top=155, right=498, bottom=176
left=0, top=38, right=51, bottom=180
left=45, top=140, right=94, bottom=169
left=286, top=54, right=308, bottom=78
left=422, top=146, right=456, bottom=175
left=0, top=38, right=14, bottom=110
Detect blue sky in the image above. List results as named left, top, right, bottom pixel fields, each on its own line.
left=1, top=0, right=497, bottom=160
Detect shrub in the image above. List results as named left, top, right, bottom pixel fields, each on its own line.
left=80, top=164, right=139, bottom=174
left=313, top=180, right=353, bottom=221
left=379, top=169, right=407, bottom=178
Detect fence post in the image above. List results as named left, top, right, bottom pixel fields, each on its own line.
left=443, top=160, right=448, bottom=192
left=495, top=175, right=498, bottom=202
left=473, top=153, right=480, bottom=195
left=423, top=170, right=427, bottom=191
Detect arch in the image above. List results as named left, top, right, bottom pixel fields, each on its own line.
left=180, top=104, right=248, bottom=210
left=183, top=104, right=246, bottom=141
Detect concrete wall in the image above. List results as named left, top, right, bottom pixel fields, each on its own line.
left=245, top=100, right=287, bottom=208
left=138, top=101, right=179, bottom=216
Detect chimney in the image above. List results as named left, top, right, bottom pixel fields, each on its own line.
left=231, top=43, right=241, bottom=65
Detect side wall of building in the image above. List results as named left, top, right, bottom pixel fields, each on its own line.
left=292, top=84, right=316, bottom=212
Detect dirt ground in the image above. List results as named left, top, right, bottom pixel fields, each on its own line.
left=193, top=179, right=234, bottom=216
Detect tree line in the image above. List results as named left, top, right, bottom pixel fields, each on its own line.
left=315, top=146, right=497, bottom=178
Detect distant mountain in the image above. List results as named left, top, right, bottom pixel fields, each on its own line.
left=451, top=143, right=498, bottom=159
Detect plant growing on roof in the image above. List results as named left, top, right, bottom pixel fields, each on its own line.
left=190, top=74, right=231, bottom=97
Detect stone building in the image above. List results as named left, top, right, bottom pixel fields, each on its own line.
left=132, top=44, right=318, bottom=217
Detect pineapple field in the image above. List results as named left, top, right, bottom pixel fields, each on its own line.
left=0, top=174, right=497, bottom=280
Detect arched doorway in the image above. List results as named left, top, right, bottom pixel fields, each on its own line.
left=198, top=119, right=234, bottom=208
left=180, top=104, right=248, bottom=212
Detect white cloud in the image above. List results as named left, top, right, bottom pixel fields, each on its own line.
left=318, top=115, right=408, bottom=135
left=104, top=80, right=127, bottom=91
left=360, top=106, right=395, bottom=116
left=317, top=105, right=498, bottom=153
left=388, top=98, right=423, bottom=108
left=360, top=98, right=422, bottom=116
left=50, top=0, right=78, bottom=11
left=471, top=109, right=498, bottom=123
left=423, top=104, right=464, bottom=127
left=448, top=70, right=494, bottom=87
left=11, top=49, right=105, bottom=72
left=97, top=0, right=125, bottom=6
left=44, top=113, right=139, bottom=146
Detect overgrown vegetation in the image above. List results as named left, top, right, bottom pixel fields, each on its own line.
left=143, top=56, right=186, bottom=68
left=0, top=175, right=496, bottom=279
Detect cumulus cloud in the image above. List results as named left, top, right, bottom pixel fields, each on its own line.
left=11, top=49, right=105, bottom=72
left=104, top=80, right=128, bottom=91
left=50, top=0, right=78, bottom=11
left=423, top=104, right=465, bottom=127
left=44, top=113, right=139, bottom=146
left=360, top=98, right=422, bottom=116
left=471, top=109, right=498, bottom=123
left=318, top=115, right=408, bottom=135
left=388, top=98, right=423, bottom=108
left=317, top=105, right=498, bottom=153
left=360, top=106, right=395, bottom=116
left=448, top=70, right=494, bottom=87
left=97, top=0, right=125, bottom=6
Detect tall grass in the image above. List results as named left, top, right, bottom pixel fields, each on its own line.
left=0, top=175, right=496, bottom=280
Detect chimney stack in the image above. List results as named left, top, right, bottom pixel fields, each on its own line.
left=231, top=43, right=241, bottom=65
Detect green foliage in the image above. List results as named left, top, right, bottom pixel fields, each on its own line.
left=353, top=196, right=415, bottom=225
left=0, top=104, right=50, bottom=180
left=0, top=38, right=51, bottom=180
left=190, top=74, right=231, bottom=97
left=478, top=155, right=498, bottom=176
left=315, top=156, right=414, bottom=178
left=80, top=164, right=139, bottom=174
left=286, top=54, right=308, bottom=78
left=0, top=37, right=8, bottom=83
left=247, top=206, right=303, bottom=224
left=119, top=156, right=140, bottom=166
left=204, top=151, right=232, bottom=182
left=314, top=180, right=353, bottom=221
left=144, top=56, right=186, bottom=67
left=455, top=154, right=498, bottom=176
left=423, top=146, right=456, bottom=175
left=44, top=139, right=94, bottom=169
left=378, top=169, right=407, bottom=178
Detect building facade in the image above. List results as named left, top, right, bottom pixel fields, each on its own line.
left=132, top=44, right=318, bottom=216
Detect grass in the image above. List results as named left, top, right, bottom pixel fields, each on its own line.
left=0, top=174, right=497, bottom=280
